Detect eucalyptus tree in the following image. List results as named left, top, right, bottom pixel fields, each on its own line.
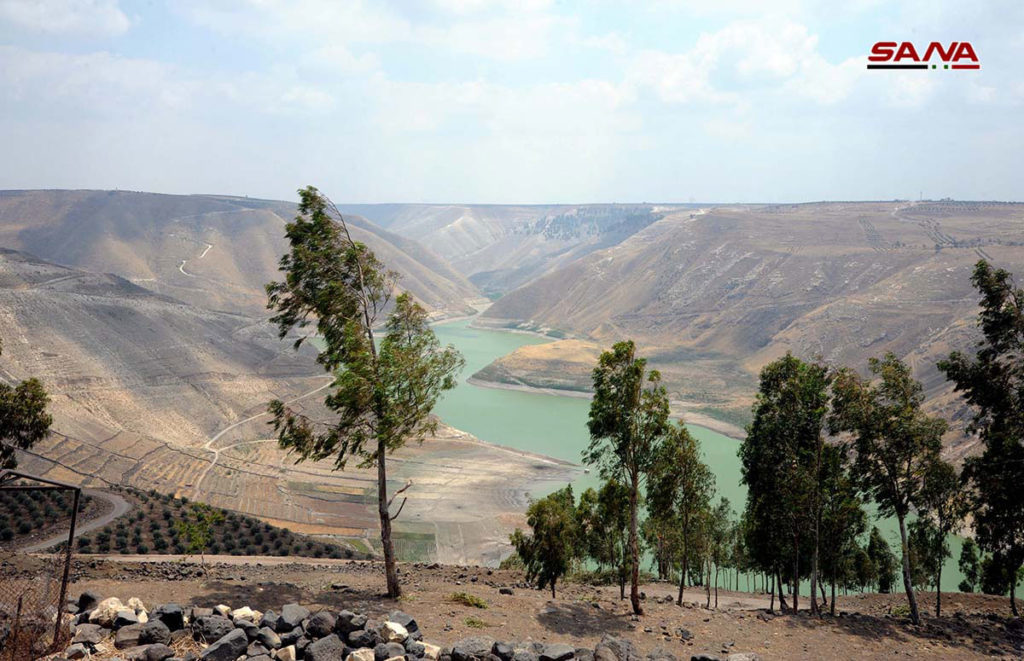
left=266, top=186, right=464, bottom=598
left=916, top=459, right=968, bottom=616
left=511, top=485, right=577, bottom=598
left=647, top=422, right=715, bottom=604
left=818, top=444, right=866, bottom=615
left=830, top=353, right=946, bottom=625
left=939, top=260, right=1024, bottom=617
left=584, top=340, right=673, bottom=615
left=739, top=353, right=830, bottom=613
left=0, top=339, right=53, bottom=470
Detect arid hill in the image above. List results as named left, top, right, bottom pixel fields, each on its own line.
left=339, top=203, right=690, bottom=295
left=478, top=201, right=1024, bottom=457
left=0, top=242, right=565, bottom=565
left=0, top=190, right=481, bottom=318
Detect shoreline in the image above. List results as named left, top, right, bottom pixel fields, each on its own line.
left=466, top=376, right=746, bottom=441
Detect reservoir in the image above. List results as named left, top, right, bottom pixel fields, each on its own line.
left=430, top=316, right=965, bottom=593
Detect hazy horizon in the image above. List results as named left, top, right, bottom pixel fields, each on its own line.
left=2, top=1, right=1022, bottom=204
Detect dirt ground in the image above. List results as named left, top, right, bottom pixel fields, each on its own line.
left=14, top=554, right=1020, bottom=660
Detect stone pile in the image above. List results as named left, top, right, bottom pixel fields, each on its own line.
left=54, top=592, right=759, bottom=661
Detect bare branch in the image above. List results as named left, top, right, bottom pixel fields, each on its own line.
left=388, top=480, right=412, bottom=508
left=390, top=497, right=408, bottom=521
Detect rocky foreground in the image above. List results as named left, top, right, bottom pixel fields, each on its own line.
left=46, top=592, right=760, bottom=661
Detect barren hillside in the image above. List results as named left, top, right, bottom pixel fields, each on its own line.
left=0, top=190, right=481, bottom=318
left=339, top=203, right=691, bottom=295
left=0, top=246, right=563, bottom=565
left=479, top=201, right=1024, bottom=457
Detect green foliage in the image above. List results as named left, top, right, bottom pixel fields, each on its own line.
left=584, top=340, right=673, bottom=614
left=448, top=592, right=488, bottom=609
left=577, top=480, right=631, bottom=594
left=511, top=485, right=577, bottom=598
left=0, top=338, right=53, bottom=470
left=739, top=353, right=830, bottom=609
left=646, top=422, right=715, bottom=596
left=939, top=260, right=1024, bottom=613
left=463, top=616, right=488, bottom=629
left=959, top=539, right=981, bottom=593
left=830, top=353, right=946, bottom=624
left=867, top=527, right=897, bottom=594
left=265, top=186, right=463, bottom=599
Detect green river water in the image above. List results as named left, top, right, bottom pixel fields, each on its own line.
left=430, top=317, right=965, bottom=594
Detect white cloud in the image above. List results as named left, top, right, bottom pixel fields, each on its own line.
left=0, top=0, right=131, bottom=36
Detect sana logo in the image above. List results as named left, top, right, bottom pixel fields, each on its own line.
left=867, top=41, right=980, bottom=70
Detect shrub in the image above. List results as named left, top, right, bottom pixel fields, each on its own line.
left=449, top=592, right=488, bottom=609
left=464, top=617, right=488, bottom=629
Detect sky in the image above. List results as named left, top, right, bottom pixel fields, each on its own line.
left=1, top=0, right=1022, bottom=204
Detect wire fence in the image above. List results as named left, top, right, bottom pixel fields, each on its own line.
left=0, top=470, right=79, bottom=660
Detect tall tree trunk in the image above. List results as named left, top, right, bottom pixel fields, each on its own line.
left=935, top=564, right=942, bottom=618
left=1011, top=575, right=1019, bottom=618
left=628, top=471, right=642, bottom=615
left=776, top=571, right=790, bottom=612
left=792, top=536, right=800, bottom=613
left=714, top=567, right=719, bottom=608
left=770, top=573, right=776, bottom=612
left=810, top=435, right=822, bottom=617
left=830, top=573, right=837, bottom=616
left=897, top=514, right=920, bottom=624
left=677, top=515, right=689, bottom=605
left=818, top=579, right=828, bottom=611
left=705, top=559, right=711, bottom=608
left=377, top=441, right=400, bottom=598
left=551, top=579, right=556, bottom=599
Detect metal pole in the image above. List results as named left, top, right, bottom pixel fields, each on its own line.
left=53, top=487, right=79, bottom=649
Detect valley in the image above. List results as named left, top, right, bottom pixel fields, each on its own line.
left=1, top=192, right=1020, bottom=569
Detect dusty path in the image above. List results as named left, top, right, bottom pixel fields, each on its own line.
left=17, top=490, right=132, bottom=553
left=191, top=377, right=334, bottom=494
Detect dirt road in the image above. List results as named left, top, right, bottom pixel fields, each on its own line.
left=18, top=489, right=132, bottom=553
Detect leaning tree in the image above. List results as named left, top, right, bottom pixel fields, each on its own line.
left=266, top=186, right=463, bottom=598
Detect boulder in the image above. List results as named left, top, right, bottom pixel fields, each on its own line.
left=380, top=621, right=408, bottom=643
left=337, top=611, right=369, bottom=635
left=388, top=611, right=419, bottom=635
left=405, top=639, right=426, bottom=657
left=644, top=648, right=676, bottom=661
left=65, top=643, right=88, bottom=659
left=279, top=604, right=310, bottom=631
left=213, top=604, right=232, bottom=618
left=277, top=645, right=299, bottom=661
left=128, top=597, right=147, bottom=614
left=306, top=633, right=347, bottom=661
left=726, top=655, right=762, bottom=661
left=249, top=641, right=271, bottom=656
left=237, top=619, right=259, bottom=640
left=594, top=637, right=639, bottom=661
left=194, top=615, right=234, bottom=643
left=452, top=636, right=496, bottom=661
left=152, top=604, right=185, bottom=631
left=115, top=609, right=141, bottom=629
left=349, top=629, right=378, bottom=648
left=540, top=644, right=575, bottom=661
left=139, top=620, right=172, bottom=645
left=258, top=626, right=283, bottom=649
left=201, top=628, right=249, bottom=661
left=421, top=642, right=442, bottom=661
left=232, top=606, right=260, bottom=622
left=376, top=642, right=407, bottom=661
left=115, top=623, right=146, bottom=649
left=90, top=597, right=127, bottom=627
left=498, top=588, right=514, bottom=596
left=138, top=643, right=175, bottom=661
left=261, top=609, right=280, bottom=631
left=512, top=651, right=539, bottom=661
left=575, top=650, right=594, bottom=661
left=492, top=642, right=514, bottom=661
left=72, top=623, right=107, bottom=646
left=348, top=649, right=377, bottom=661
left=307, top=611, right=338, bottom=638
left=77, top=590, right=102, bottom=613
left=689, top=656, right=721, bottom=661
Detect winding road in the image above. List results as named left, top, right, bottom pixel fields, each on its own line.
left=17, top=490, right=133, bottom=553
left=191, top=377, right=334, bottom=494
